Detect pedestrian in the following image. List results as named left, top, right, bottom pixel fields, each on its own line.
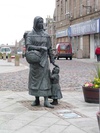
left=23, top=31, right=29, bottom=58
left=95, top=46, right=100, bottom=61
left=23, top=31, right=29, bottom=45
left=50, top=66, right=63, bottom=105
left=25, top=16, right=55, bottom=108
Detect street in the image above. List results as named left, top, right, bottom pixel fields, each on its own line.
left=0, top=58, right=99, bottom=133
left=0, top=58, right=96, bottom=92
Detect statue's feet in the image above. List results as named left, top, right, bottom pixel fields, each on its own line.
left=44, top=101, right=54, bottom=108
left=50, top=99, right=58, bottom=105
left=31, top=100, right=40, bottom=106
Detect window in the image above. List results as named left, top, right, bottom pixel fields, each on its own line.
left=61, top=0, right=63, bottom=14
left=80, top=0, right=83, bottom=16
left=86, top=0, right=90, bottom=14
left=60, top=45, right=66, bottom=50
left=1, top=47, right=11, bottom=52
left=74, top=0, right=76, bottom=18
left=65, top=0, right=68, bottom=14
left=5, top=48, right=11, bottom=52
left=94, top=34, right=100, bottom=47
left=94, top=0, right=98, bottom=11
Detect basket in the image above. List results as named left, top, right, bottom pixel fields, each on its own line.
left=26, top=50, right=41, bottom=64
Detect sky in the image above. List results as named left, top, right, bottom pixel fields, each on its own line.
left=0, top=0, right=55, bottom=45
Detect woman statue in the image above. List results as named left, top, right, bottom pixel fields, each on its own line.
left=25, top=16, right=55, bottom=108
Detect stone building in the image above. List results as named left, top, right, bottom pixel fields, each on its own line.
left=46, top=16, right=56, bottom=49
left=51, top=0, right=100, bottom=59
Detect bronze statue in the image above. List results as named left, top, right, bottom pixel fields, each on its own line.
left=25, top=16, right=55, bottom=108
left=49, top=66, right=62, bottom=105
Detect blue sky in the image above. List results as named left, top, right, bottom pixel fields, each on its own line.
left=0, top=0, right=55, bottom=45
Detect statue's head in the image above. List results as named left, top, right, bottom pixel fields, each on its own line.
left=52, top=66, right=60, bottom=74
left=33, top=16, right=44, bottom=31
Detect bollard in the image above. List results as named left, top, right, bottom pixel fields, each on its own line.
left=15, top=54, right=20, bottom=66
left=0, top=52, right=2, bottom=59
left=3, top=53, right=6, bottom=60
left=7, top=53, right=12, bottom=62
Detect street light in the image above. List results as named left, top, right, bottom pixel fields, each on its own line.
left=65, top=12, right=70, bottom=17
left=82, top=5, right=92, bottom=12
left=65, top=12, right=72, bottom=19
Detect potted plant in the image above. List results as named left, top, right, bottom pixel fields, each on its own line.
left=82, top=79, right=99, bottom=103
left=82, top=63, right=100, bottom=130
left=82, top=63, right=100, bottom=103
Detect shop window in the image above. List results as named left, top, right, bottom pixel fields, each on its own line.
left=94, top=34, right=100, bottom=47
left=71, top=37, right=79, bottom=54
left=80, top=36, right=83, bottom=50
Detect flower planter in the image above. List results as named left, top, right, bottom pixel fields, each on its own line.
left=96, top=111, right=100, bottom=131
left=82, top=86, right=99, bottom=103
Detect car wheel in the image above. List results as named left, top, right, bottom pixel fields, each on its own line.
left=54, top=56, right=56, bottom=59
left=57, top=57, right=59, bottom=60
left=70, top=57, right=72, bottom=60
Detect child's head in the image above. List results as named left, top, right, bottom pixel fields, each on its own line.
left=52, top=66, right=59, bottom=74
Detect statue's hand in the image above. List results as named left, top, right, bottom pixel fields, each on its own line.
left=50, top=60, right=55, bottom=65
left=52, top=62, right=59, bottom=67
left=40, top=46, right=47, bottom=51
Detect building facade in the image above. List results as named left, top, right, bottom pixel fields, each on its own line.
left=53, top=0, right=100, bottom=59
left=46, top=15, right=56, bottom=49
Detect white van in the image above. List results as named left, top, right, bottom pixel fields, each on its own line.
left=0, top=47, right=11, bottom=58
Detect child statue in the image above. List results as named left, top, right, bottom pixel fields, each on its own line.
left=50, top=66, right=63, bottom=105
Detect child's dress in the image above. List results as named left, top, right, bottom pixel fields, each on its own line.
left=50, top=67, right=62, bottom=99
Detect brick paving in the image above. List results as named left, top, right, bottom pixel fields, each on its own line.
left=0, top=58, right=99, bottom=133
left=0, top=58, right=96, bottom=92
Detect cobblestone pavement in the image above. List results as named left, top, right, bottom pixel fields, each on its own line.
left=0, top=58, right=96, bottom=91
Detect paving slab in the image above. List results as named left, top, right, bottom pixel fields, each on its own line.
left=0, top=90, right=99, bottom=133
left=0, top=58, right=99, bottom=133
left=0, top=59, right=28, bottom=73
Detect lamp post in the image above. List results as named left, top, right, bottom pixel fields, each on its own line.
left=65, top=12, right=71, bottom=19
left=82, top=5, right=92, bottom=12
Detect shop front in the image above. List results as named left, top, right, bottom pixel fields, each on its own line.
left=56, top=29, right=69, bottom=43
left=68, top=19, right=100, bottom=59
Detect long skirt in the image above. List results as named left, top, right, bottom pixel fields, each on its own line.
left=28, top=60, right=52, bottom=97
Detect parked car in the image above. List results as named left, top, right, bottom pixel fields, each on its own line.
left=55, top=42, right=73, bottom=60
left=17, top=50, right=23, bottom=55
left=0, top=46, right=11, bottom=58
